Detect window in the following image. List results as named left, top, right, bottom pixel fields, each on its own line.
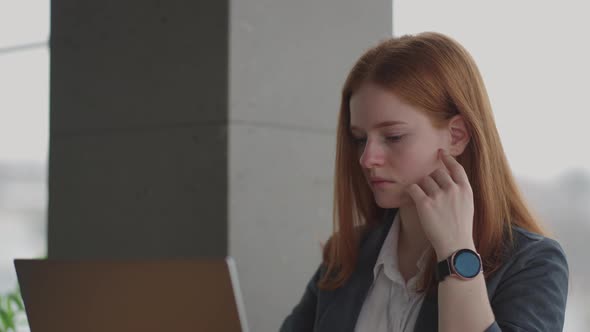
left=0, top=2, right=50, bottom=330
left=394, top=1, right=590, bottom=330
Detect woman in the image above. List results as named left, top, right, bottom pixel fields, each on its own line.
left=279, top=32, right=569, bottom=332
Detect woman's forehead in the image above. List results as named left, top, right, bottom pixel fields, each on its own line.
left=349, top=83, right=422, bottom=124
left=349, top=98, right=423, bottom=131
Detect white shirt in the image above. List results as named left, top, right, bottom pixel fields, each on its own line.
left=354, top=212, right=431, bottom=332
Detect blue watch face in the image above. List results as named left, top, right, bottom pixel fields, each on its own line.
left=453, top=250, right=481, bottom=278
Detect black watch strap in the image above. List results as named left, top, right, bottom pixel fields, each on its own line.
left=435, top=258, right=451, bottom=282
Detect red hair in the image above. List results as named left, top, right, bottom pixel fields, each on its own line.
left=318, top=32, right=548, bottom=292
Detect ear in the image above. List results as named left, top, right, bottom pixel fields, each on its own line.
left=447, top=114, right=470, bottom=157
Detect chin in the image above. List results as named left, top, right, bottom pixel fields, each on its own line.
left=374, top=192, right=412, bottom=209
left=374, top=195, right=401, bottom=209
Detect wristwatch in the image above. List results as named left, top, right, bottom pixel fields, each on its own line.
left=435, top=248, right=483, bottom=282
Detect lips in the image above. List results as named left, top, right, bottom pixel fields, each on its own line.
left=369, top=177, right=394, bottom=183
left=369, top=177, right=395, bottom=187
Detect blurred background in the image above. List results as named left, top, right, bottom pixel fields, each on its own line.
left=1, top=0, right=588, bottom=331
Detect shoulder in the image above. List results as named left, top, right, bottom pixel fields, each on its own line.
left=508, top=225, right=567, bottom=264
left=488, top=224, right=569, bottom=288
left=321, top=224, right=371, bottom=264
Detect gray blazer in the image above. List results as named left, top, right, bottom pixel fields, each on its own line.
left=280, top=208, right=569, bottom=332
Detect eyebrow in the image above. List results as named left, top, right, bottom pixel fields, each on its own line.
left=350, top=120, right=407, bottom=131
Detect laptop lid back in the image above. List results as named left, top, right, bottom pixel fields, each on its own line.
left=14, top=257, right=248, bottom=332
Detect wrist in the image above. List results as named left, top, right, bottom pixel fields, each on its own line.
left=435, top=240, right=476, bottom=261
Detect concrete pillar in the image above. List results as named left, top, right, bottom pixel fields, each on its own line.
left=49, top=0, right=391, bottom=331
left=229, top=1, right=391, bottom=330
left=49, top=1, right=229, bottom=259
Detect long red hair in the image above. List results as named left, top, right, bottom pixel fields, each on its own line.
left=318, top=32, right=548, bottom=292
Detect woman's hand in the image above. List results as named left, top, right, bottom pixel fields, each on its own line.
left=404, top=148, right=476, bottom=260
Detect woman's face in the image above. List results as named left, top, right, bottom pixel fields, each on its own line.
left=349, top=82, right=451, bottom=208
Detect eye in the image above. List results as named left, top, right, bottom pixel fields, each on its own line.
left=351, top=136, right=367, bottom=146
left=386, top=135, right=404, bottom=142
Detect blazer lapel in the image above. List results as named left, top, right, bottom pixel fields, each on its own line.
left=413, top=288, right=438, bottom=331
left=315, top=208, right=397, bottom=332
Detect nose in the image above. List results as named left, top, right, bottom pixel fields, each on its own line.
left=359, top=138, right=385, bottom=169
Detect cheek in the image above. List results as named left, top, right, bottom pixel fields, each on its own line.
left=392, top=145, right=439, bottom=185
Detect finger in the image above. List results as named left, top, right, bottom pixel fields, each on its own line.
left=430, top=168, right=454, bottom=189
left=405, top=183, right=429, bottom=205
left=420, top=175, right=441, bottom=197
left=440, top=149, right=470, bottom=185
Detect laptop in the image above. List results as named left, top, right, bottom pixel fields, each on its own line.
left=13, top=257, right=249, bottom=332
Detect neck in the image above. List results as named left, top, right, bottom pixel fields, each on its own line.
left=397, top=203, right=431, bottom=259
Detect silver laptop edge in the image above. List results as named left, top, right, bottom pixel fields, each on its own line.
left=226, top=256, right=250, bottom=332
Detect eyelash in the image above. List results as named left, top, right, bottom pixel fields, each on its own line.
left=352, top=135, right=404, bottom=146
